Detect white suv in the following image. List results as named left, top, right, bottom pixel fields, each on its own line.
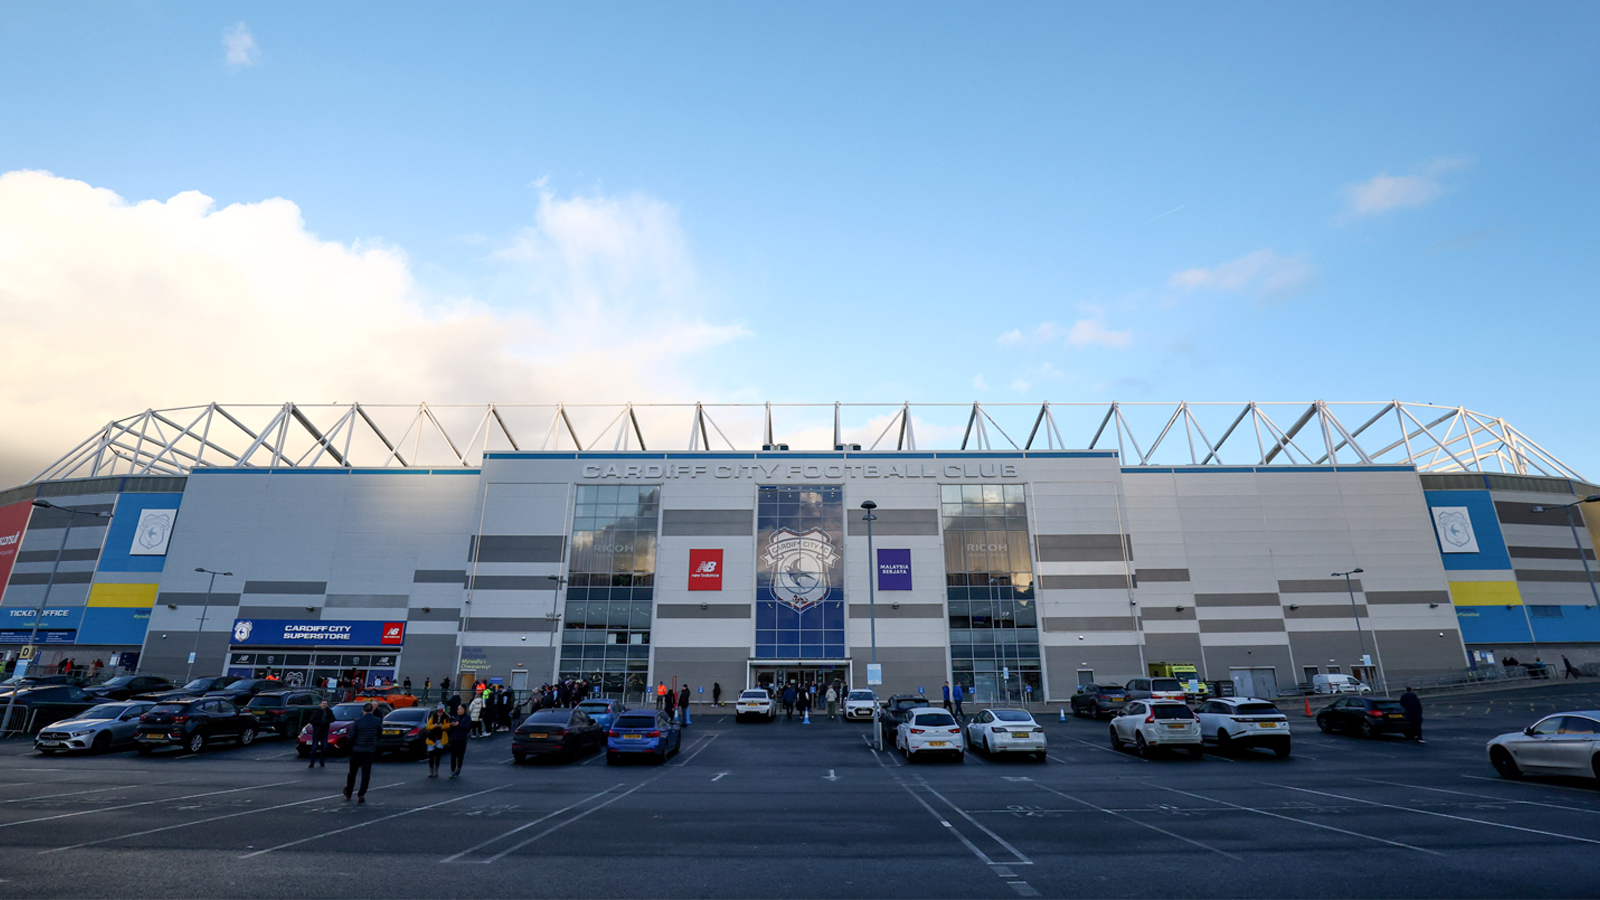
left=896, top=707, right=965, bottom=763
left=843, top=689, right=877, bottom=721
left=1195, top=698, right=1291, bottom=757
left=735, top=688, right=775, bottom=723
left=1110, top=700, right=1203, bottom=758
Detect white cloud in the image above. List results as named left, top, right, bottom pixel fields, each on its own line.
left=996, top=321, right=1061, bottom=346
left=0, top=170, right=744, bottom=487
left=972, top=374, right=989, bottom=392
left=1066, top=317, right=1131, bottom=348
left=1341, top=158, right=1470, bottom=217
left=223, top=23, right=261, bottom=68
left=1168, top=248, right=1316, bottom=303
left=1009, top=362, right=1063, bottom=394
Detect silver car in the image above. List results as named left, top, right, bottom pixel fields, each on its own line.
left=35, top=701, right=154, bottom=754
left=1487, top=710, right=1600, bottom=781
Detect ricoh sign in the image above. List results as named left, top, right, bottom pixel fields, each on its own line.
left=581, top=461, right=1020, bottom=481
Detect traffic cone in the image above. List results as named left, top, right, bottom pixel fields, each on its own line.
left=1059, top=707, right=1067, bottom=722
left=1303, top=696, right=1314, bottom=717
left=802, top=709, right=811, bottom=725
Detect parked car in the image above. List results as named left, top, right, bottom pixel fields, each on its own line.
left=1124, top=677, right=1189, bottom=703
left=965, top=708, right=1047, bottom=760
left=1110, top=700, right=1203, bottom=758
left=735, top=688, right=775, bottom=723
left=896, top=707, right=965, bottom=763
left=140, top=676, right=238, bottom=701
left=245, top=689, right=326, bottom=737
left=34, top=701, right=153, bottom=754
left=1, top=674, right=73, bottom=688
left=577, top=698, right=627, bottom=730
left=202, top=678, right=275, bottom=705
left=1070, top=682, right=1129, bottom=719
left=512, top=707, right=604, bottom=762
left=295, top=702, right=391, bottom=757
left=377, top=707, right=431, bottom=757
left=84, top=675, right=174, bottom=701
left=1311, top=673, right=1372, bottom=695
left=1315, top=697, right=1411, bottom=738
left=1196, top=698, right=1291, bottom=757
left=135, top=697, right=256, bottom=754
left=0, top=684, right=93, bottom=731
left=843, top=689, right=878, bottom=721
left=1487, top=711, right=1600, bottom=781
left=606, top=709, right=681, bottom=764
left=879, top=695, right=933, bottom=744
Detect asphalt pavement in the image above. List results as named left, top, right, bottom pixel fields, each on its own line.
left=0, top=683, right=1598, bottom=899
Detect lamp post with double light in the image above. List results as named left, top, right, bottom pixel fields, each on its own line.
left=861, top=500, right=882, bottom=750
left=1332, top=567, right=1385, bottom=693
left=1530, top=495, right=1600, bottom=611
left=186, top=567, right=233, bottom=683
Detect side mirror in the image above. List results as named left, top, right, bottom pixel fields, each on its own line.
left=1524, top=726, right=1536, bottom=737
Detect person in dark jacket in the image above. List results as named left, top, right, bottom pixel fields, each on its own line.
left=343, top=702, right=383, bottom=802
left=663, top=686, right=677, bottom=722
left=1399, top=687, right=1424, bottom=742
left=782, top=684, right=797, bottom=721
left=307, top=700, right=336, bottom=769
left=448, top=703, right=472, bottom=777
left=712, top=682, right=722, bottom=707
left=678, top=686, right=691, bottom=726
left=795, top=685, right=810, bottom=722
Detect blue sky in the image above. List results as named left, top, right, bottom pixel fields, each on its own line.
left=0, top=3, right=1595, bottom=483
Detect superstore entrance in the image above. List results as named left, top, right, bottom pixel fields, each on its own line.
left=226, top=650, right=400, bottom=688
left=751, top=663, right=852, bottom=695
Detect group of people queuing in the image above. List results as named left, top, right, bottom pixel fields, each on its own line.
left=654, top=682, right=697, bottom=726
left=773, top=680, right=845, bottom=721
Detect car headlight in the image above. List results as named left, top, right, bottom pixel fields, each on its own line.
left=71, top=730, right=93, bottom=738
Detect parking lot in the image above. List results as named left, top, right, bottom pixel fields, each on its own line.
left=0, top=683, right=1597, bottom=899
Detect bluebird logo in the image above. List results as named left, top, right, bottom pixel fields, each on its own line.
left=233, top=620, right=253, bottom=642
left=762, top=528, right=838, bottom=612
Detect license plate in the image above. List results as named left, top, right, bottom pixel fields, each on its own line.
left=624, top=734, right=643, bottom=740
left=1387, top=714, right=1403, bottom=719
left=1259, top=722, right=1278, bottom=728
left=928, top=740, right=948, bottom=747
left=383, top=729, right=401, bottom=736
left=38, top=740, right=61, bottom=747
left=529, top=733, right=548, bottom=739
left=1012, top=732, right=1031, bottom=738
left=1167, top=724, right=1187, bottom=729
left=140, top=735, right=168, bottom=743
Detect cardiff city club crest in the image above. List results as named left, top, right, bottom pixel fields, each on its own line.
left=762, top=528, right=839, bottom=612
left=1436, top=510, right=1473, bottom=548
left=136, top=512, right=173, bottom=550
left=232, top=620, right=253, bottom=643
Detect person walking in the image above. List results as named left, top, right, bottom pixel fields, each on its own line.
left=942, top=681, right=952, bottom=712
left=664, top=685, right=678, bottom=723
left=307, top=700, right=335, bottom=769
left=656, top=682, right=667, bottom=710
left=824, top=684, right=838, bottom=721
left=712, top=682, right=722, bottom=707
left=951, top=681, right=965, bottom=719
left=795, top=685, right=811, bottom=722
left=1563, top=655, right=1583, bottom=679
left=343, top=702, right=382, bottom=802
left=468, top=693, right=485, bottom=737
left=448, top=703, right=472, bottom=777
left=678, top=685, right=691, bottom=726
left=782, top=684, right=797, bottom=721
left=1399, top=686, right=1424, bottom=742
left=424, top=704, right=450, bottom=777
left=402, top=676, right=412, bottom=693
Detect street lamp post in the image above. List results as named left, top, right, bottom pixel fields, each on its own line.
left=2, top=500, right=111, bottom=735
left=1530, top=495, right=1600, bottom=611
left=861, top=500, right=881, bottom=751
left=1332, top=567, right=1383, bottom=694
left=544, top=575, right=567, bottom=691
left=186, top=567, right=233, bottom=684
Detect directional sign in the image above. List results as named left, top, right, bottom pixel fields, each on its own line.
left=18, top=645, right=35, bottom=661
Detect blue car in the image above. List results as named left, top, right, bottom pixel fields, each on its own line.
left=577, top=698, right=627, bottom=730
left=606, top=709, right=680, bottom=764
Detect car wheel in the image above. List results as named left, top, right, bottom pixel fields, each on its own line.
left=136, top=744, right=153, bottom=755
left=1359, top=719, right=1376, bottom=739
left=955, top=751, right=965, bottom=764
left=1490, top=747, right=1522, bottom=780
left=1215, top=730, right=1232, bottom=754
left=982, top=735, right=992, bottom=755
left=1316, top=715, right=1333, bottom=734
left=606, top=751, right=619, bottom=765
left=1274, top=741, right=1291, bottom=759
left=92, top=731, right=112, bottom=753
left=1135, top=733, right=1150, bottom=758
left=1035, top=751, right=1048, bottom=762
left=1188, top=746, right=1204, bottom=759
left=1073, top=704, right=1085, bottom=718
left=512, top=750, right=526, bottom=764
left=187, top=733, right=206, bottom=754
left=1109, top=726, right=1123, bottom=750
left=239, top=728, right=255, bottom=746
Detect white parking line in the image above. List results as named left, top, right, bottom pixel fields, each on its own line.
left=479, top=781, right=652, bottom=864
left=1360, top=777, right=1600, bottom=816
left=0, top=780, right=297, bottom=830
left=667, top=732, right=720, bottom=767
left=1148, top=783, right=1442, bottom=855
left=1462, top=773, right=1600, bottom=797
left=916, top=778, right=1031, bottom=865
left=0, top=780, right=178, bottom=805
left=239, top=784, right=509, bottom=858
left=442, top=785, right=626, bottom=862
left=1031, top=782, right=1241, bottom=860
left=1270, top=783, right=1600, bottom=847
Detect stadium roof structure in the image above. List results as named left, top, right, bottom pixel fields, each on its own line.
left=26, top=400, right=1586, bottom=485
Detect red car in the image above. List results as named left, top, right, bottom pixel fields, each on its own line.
left=296, top=701, right=391, bottom=757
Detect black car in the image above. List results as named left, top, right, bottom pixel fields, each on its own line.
left=377, top=707, right=430, bottom=757
left=202, top=679, right=274, bottom=705
left=245, top=689, right=326, bottom=737
left=513, top=707, right=604, bottom=762
left=135, top=697, right=257, bottom=754
left=86, top=675, right=174, bottom=701
left=1316, top=697, right=1412, bottom=738
left=0, top=684, right=94, bottom=731
left=140, top=676, right=239, bottom=702
left=879, top=695, right=932, bottom=744
left=1070, top=683, right=1129, bottom=719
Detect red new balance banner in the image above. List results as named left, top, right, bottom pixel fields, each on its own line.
left=0, top=501, right=34, bottom=602
left=688, top=549, right=723, bottom=591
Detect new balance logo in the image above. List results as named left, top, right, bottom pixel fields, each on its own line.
left=694, top=560, right=719, bottom=574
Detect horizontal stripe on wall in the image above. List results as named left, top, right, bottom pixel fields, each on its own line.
left=406, top=606, right=461, bottom=622
left=1139, top=606, right=1195, bottom=621
left=1136, top=568, right=1190, bottom=582
left=661, top=509, right=753, bottom=537
left=156, top=592, right=241, bottom=607
left=1448, top=581, right=1521, bottom=606
left=462, top=618, right=558, bottom=633
left=87, top=583, right=158, bottom=608
left=1516, top=569, right=1596, bottom=583
left=467, top=575, right=557, bottom=591
left=1039, top=574, right=1129, bottom=590
left=1279, top=578, right=1363, bottom=594
left=1509, top=545, right=1596, bottom=561
left=23, top=505, right=113, bottom=528
left=1366, top=590, right=1450, bottom=606
left=325, top=594, right=408, bottom=608
left=1199, top=618, right=1287, bottom=633
left=8, top=571, right=93, bottom=585
left=1035, top=534, right=1131, bottom=562
left=242, top=581, right=326, bottom=595
left=847, top=603, right=944, bottom=619
left=656, top=604, right=752, bottom=619
left=1285, top=603, right=1366, bottom=618
left=1044, top=616, right=1135, bottom=631
left=238, top=605, right=312, bottom=619
left=1193, top=592, right=1280, bottom=607
left=16, top=548, right=100, bottom=564
left=413, top=570, right=468, bottom=584
left=469, top=535, right=566, bottom=563
left=1495, top=501, right=1584, bottom=527
left=846, top=509, right=940, bottom=536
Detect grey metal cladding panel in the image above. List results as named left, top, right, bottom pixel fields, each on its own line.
left=242, top=581, right=327, bottom=595
left=407, top=606, right=461, bottom=622
left=1198, top=618, right=1286, bottom=633
left=1279, top=579, right=1364, bottom=593
left=846, top=603, right=943, bottom=619
left=1285, top=604, right=1366, bottom=618
left=1043, top=616, right=1133, bottom=632
left=325, top=594, right=408, bottom=608
left=468, top=575, right=554, bottom=591
left=24, top=506, right=114, bottom=528
left=846, top=509, right=940, bottom=536
left=157, top=592, right=242, bottom=607
left=1037, top=533, right=1128, bottom=551
left=661, top=509, right=753, bottom=537
left=464, top=618, right=557, bottom=633
left=15, top=549, right=99, bottom=564
left=1366, top=590, right=1450, bottom=605
left=414, top=570, right=468, bottom=584
left=1039, top=574, right=1129, bottom=590
left=1193, top=592, right=1279, bottom=607
left=1139, top=607, right=1195, bottom=621
left=1136, top=568, right=1190, bottom=582
left=8, top=571, right=93, bottom=585
left=1495, top=501, right=1579, bottom=526
left=656, top=604, right=753, bottom=619
left=238, top=605, right=311, bottom=619
left=471, top=535, right=566, bottom=563
left=1516, top=569, right=1595, bottom=583
left=1509, top=546, right=1596, bottom=560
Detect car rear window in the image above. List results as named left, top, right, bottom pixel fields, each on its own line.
left=1152, top=704, right=1196, bottom=720
left=332, top=704, right=365, bottom=721
left=848, top=691, right=875, bottom=700
left=1234, top=702, right=1279, bottom=715
left=525, top=710, right=571, bottom=724
left=993, top=710, right=1033, bottom=722
left=1371, top=700, right=1404, bottom=712
left=247, top=696, right=285, bottom=708
left=148, top=703, right=187, bottom=715
left=616, top=716, right=659, bottom=729
left=578, top=702, right=611, bottom=711
left=913, top=712, right=957, bottom=726
left=1097, top=684, right=1125, bottom=692
left=1152, top=678, right=1182, bottom=691
left=740, top=691, right=767, bottom=699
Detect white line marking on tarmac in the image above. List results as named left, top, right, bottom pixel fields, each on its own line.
left=1032, top=782, right=1240, bottom=860
left=1361, top=777, right=1600, bottom=816
left=479, top=782, right=652, bottom=864
left=668, top=732, right=720, bottom=767
left=897, top=782, right=994, bottom=865
left=0, top=780, right=297, bottom=830
left=711, top=772, right=728, bottom=782
left=0, top=780, right=179, bottom=805
left=239, top=784, right=509, bottom=858
left=916, top=779, right=1031, bottom=864
left=442, top=786, right=625, bottom=863
left=1463, top=773, right=1600, bottom=797
left=1148, top=783, right=1442, bottom=855
left=1271, top=783, right=1600, bottom=846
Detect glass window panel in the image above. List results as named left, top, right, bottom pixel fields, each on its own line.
left=629, top=603, right=652, bottom=629
left=981, top=484, right=1003, bottom=504
left=943, top=530, right=966, bottom=574
left=1003, top=484, right=1024, bottom=504
left=598, top=485, right=621, bottom=502
left=961, top=485, right=983, bottom=504
left=1013, top=602, right=1037, bottom=627
left=584, top=604, right=608, bottom=627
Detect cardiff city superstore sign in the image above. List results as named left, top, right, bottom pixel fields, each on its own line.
left=229, top=619, right=405, bottom=647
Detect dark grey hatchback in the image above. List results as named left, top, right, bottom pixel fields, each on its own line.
left=512, top=708, right=603, bottom=763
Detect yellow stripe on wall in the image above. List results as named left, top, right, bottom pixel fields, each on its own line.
left=1448, top=581, right=1523, bottom=607
left=87, top=583, right=159, bottom=608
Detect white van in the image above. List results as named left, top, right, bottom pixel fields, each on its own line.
left=1311, top=673, right=1371, bottom=694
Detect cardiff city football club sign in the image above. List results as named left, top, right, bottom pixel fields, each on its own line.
left=762, top=528, right=838, bottom=612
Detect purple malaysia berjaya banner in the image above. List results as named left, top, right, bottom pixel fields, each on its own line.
left=876, top=548, right=912, bottom=591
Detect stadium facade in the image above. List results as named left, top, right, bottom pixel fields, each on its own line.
left=2, top=401, right=1596, bottom=700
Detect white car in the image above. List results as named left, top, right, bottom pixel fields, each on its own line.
left=843, top=689, right=877, bottom=721
left=735, top=688, right=775, bottom=723
left=1487, top=710, right=1600, bottom=781
left=1311, top=673, right=1371, bottom=694
left=896, top=707, right=965, bottom=762
left=1109, top=699, right=1203, bottom=758
left=34, top=701, right=154, bottom=754
left=1195, top=698, right=1291, bottom=757
left=965, top=708, right=1047, bottom=760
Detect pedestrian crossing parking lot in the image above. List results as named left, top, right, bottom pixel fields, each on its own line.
left=1, top=685, right=1598, bottom=900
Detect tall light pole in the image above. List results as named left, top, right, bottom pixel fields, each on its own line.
left=2, top=500, right=111, bottom=734
left=1530, top=495, right=1600, bottom=611
left=544, top=575, right=567, bottom=691
left=186, top=567, right=233, bottom=683
left=1332, top=567, right=1382, bottom=693
left=861, top=500, right=881, bottom=750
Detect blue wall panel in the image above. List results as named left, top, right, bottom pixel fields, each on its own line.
left=1424, top=490, right=1512, bottom=571
left=98, top=494, right=183, bottom=573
